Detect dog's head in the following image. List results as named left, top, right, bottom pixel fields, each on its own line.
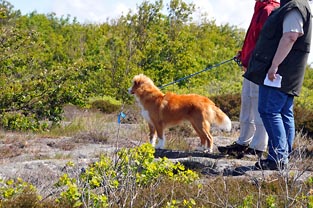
left=128, top=74, right=154, bottom=95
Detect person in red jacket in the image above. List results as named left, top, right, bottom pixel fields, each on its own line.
left=218, top=0, right=280, bottom=157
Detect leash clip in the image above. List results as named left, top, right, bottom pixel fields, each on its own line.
left=233, top=56, right=243, bottom=67
left=118, top=112, right=126, bottom=124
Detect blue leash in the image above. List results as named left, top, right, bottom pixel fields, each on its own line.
left=159, top=56, right=239, bottom=89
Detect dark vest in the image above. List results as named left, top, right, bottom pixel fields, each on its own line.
left=243, top=0, right=312, bottom=96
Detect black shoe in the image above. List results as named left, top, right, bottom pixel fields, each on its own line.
left=218, top=142, right=249, bottom=155
left=255, top=159, right=286, bottom=171
left=244, top=148, right=263, bottom=158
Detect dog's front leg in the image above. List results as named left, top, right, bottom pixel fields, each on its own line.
left=148, top=123, right=157, bottom=147
left=154, top=126, right=165, bottom=149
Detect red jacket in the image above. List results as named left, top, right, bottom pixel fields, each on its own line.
left=239, top=0, right=280, bottom=68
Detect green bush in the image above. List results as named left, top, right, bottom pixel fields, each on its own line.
left=294, top=105, right=313, bottom=137
left=0, top=178, right=41, bottom=208
left=210, top=93, right=313, bottom=137
left=211, top=93, right=241, bottom=121
left=89, top=96, right=122, bottom=113
left=55, top=143, right=199, bottom=207
left=0, top=112, right=48, bottom=132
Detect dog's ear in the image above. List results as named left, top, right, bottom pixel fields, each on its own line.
left=133, top=79, right=142, bottom=87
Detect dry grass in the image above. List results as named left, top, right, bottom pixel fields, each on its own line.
left=1, top=104, right=313, bottom=208
left=53, top=105, right=313, bottom=207
left=2, top=169, right=311, bottom=207
left=0, top=131, right=34, bottom=160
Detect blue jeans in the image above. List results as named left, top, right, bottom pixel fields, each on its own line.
left=258, top=85, right=295, bottom=164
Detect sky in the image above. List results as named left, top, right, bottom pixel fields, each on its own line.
left=9, top=0, right=256, bottom=28
left=8, top=0, right=313, bottom=64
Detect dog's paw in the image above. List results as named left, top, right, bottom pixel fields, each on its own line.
left=195, top=146, right=212, bottom=153
left=195, top=146, right=205, bottom=151
left=204, top=148, right=213, bottom=153
left=155, top=139, right=165, bottom=149
left=155, top=144, right=164, bottom=149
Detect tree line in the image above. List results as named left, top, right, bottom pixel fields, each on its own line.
left=1, top=0, right=312, bottom=132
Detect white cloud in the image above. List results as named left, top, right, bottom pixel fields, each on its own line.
left=114, top=3, right=132, bottom=16
left=173, top=0, right=255, bottom=29
left=205, top=0, right=255, bottom=28
left=50, top=0, right=136, bottom=23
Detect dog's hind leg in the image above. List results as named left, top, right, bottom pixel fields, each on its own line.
left=148, top=123, right=157, bottom=147
left=204, top=130, right=214, bottom=153
left=192, top=126, right=206, bottom=150
left=191, top=120, right=213, bottom=153
left=202, top=120, right=214, bottom=151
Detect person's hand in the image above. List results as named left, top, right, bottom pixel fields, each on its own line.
left=267, top=66, right=278, bottom=81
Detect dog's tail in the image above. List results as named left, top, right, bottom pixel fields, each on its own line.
left=213, top=106, right=232, bottom=131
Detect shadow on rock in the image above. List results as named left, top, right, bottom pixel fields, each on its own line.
left=224, top=165, right=258, bottom=176
left=154, top=149, right=225, bottom=159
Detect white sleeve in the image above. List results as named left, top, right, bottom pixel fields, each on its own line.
left=283, top=9, right=304, bottom=35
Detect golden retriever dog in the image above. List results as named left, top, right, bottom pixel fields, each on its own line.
left=128, top=74, right=231, bottom=152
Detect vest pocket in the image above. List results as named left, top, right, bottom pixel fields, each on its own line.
left=244, top=52, right=271, bottom=85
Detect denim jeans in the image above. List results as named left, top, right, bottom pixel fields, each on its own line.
left=258, top=85, right=295, bottom=164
